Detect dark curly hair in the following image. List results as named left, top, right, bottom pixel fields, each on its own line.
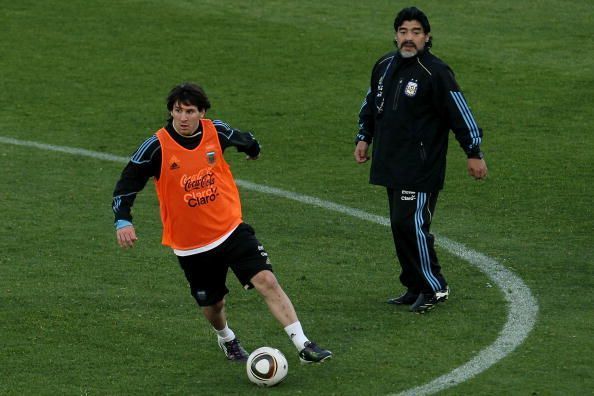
left=393, top=6, right=432, bottom=50
left=166, top=82, right=211, bottom=113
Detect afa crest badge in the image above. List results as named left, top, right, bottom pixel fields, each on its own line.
left=206, top=151, right=216, bottom=165
left=404, top=80, right=418, bottom=97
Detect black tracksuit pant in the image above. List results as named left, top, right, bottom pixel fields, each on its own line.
left=387, top=188, right=447, bottom=294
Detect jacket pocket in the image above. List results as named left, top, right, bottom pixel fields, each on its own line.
left=392, top=79, right=404, bottom=111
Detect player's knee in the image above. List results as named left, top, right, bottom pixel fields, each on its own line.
left=252, top=270, right=279, bottom=292
left=191, top=286, right=226, bottom=308
left=211, top=299, right=225, bottom=311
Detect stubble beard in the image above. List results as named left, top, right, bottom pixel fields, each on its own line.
left=400, top=49, right=417, bottom=58
left=395, top=40, right=418, bottom=58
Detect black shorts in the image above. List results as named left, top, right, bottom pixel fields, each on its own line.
left=176, top=223, right=273, bottom=307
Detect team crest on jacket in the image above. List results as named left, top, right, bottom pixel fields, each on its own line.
left=206, top=151, right=216, bottom=165
left=404, top=80, right=418, bottom=97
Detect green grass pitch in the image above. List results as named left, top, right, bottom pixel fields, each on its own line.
left=1, top=0, right=592, bottom=394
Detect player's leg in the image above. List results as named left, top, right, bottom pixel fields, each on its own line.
left=202, top=299, right=226, bottom=328
left=386, top=188, right=424, bottom=304
left=250, top=270, right=332, bottom=363
left=228, top=223, right=332, bottom=363
left=250, top=270, right=298, bottom=326
left=424, top=191, right=447, bottom=290
left=177, top=252, right=248, bottom=361
left=405, top=191, right=449, bottom=313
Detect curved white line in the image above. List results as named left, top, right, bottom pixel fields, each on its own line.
left=393, top=237, right=538, bottom=396
left=0, top=136, right=538, bottom=395
left=236, top=179, right=538, bottom=395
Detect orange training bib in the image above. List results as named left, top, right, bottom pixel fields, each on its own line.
left=154, top=119, right=242, bottom=249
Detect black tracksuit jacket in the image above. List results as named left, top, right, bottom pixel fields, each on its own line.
left=356, top=49, right=483, bottom=192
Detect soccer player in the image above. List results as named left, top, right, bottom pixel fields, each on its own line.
left=354, top=7, right=488, bottom=313
left=112, top=82, right=332, bottom=363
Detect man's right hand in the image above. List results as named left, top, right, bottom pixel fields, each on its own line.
left=354, top=141, right=370, bottom=163
left=116, top=225, right=138, bottom=248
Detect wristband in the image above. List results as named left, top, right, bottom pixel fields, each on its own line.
left=115, top=219, right=133, bottom=230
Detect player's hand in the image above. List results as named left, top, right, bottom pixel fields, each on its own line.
left=116, top=225, right=138, bottom=248
left=354, top=141, right=370, bottom=163
left=467, top=158, right=488, bottom=180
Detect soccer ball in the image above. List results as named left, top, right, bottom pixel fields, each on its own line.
left=246, top=347, right=288, bottom=387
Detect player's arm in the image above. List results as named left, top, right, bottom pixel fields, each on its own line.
left=354, top=86, right=374, bottom=164
left=112, top=136, right=161, bottom=248
left=214, top=119, right=261, bottom=160
left=356, top=86, right=375, bottom=145
left=434, top=67, right=487, bottom=180
left=355, top=55, right=389, bottom=163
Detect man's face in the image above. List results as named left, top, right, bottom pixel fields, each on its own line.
left=170, top=101, right=205, bottom=136
left=395, top=20, right=428, bottom=58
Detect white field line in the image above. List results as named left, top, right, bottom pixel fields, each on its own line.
left=0, top=136, right=538, bottom=395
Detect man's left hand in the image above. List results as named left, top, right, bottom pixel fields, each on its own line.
left=468, top=158, right=487, bottom=180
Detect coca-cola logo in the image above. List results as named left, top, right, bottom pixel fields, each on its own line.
left=180, top=169, right=215, bottom=192
left=180, top=168, right=219, bottom=208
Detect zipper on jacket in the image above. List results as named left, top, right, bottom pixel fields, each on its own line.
left=392, top=79, right=404, bottom=111
left=420, top=141, right=427, bottom=162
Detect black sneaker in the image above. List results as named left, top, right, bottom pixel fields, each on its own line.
left=410, top=287, right=449, bottom=314
left=298, top=341, right=332, bottom=364
left=435, top=286, right=450, bottom=302
left=387, top=290, right=419, bottom=305
left=218, top=338, right=249, bottom=362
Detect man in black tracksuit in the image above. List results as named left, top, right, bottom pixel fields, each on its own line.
left=354, top=7, right=488, bottom=313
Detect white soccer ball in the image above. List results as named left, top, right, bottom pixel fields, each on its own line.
left=246, top=346, right=288, bottom=387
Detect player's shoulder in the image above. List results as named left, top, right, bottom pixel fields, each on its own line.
left=211, top=119, right=232, bottom=131
left=375, top=50, right=398, bottom=67
left=131, top=133, right=161, bottom=163
left=211, top=119, right=236, bottom=141
left=421, top=51, right=452, bottom=72
left=418, top=51, right=456, bottom=80
left=370, top=50, right=398, bottom=78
